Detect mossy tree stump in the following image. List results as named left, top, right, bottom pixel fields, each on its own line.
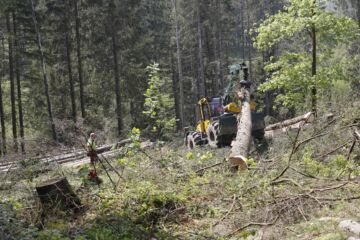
left=36, top=177, right=81, bottom=210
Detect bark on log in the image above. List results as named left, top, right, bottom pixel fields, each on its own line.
left=264, top=112, right=313, bottom=131
left=229, top=88, right=252, bottom=170
left=36, top=177, right=81, bottom=210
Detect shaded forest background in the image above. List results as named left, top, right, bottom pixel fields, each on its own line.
left=0, top=0, right=359, bottom=156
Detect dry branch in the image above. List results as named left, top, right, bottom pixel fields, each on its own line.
left=195, top=162, right=224, bottom=174
left=213, top=194, right=237, bottom=227
left=226, top=215, right=280, bottom=237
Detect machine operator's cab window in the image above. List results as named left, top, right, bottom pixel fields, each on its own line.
left=202, top=105, right=211, bottom=120
left=210, top=98, right=223, bottom=117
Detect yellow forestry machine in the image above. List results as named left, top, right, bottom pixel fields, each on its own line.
left=184, top=63, right=265, bottom=149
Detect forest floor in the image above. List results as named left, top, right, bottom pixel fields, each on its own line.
left=1, top=104, right=360, bottom=240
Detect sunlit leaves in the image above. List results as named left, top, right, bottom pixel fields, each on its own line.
left=253, top=0, right=359, bottom=108
left=143, top=63, right=175, bottom=138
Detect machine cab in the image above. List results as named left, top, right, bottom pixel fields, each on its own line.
left=196, top=97, right=223, bottom=133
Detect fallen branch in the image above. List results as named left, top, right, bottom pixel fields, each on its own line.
left=226, top=215, right=280, bottom=237
left=347, top=140, right=357, bottom=161
left=213, top=194, right=237, bottom=227
left=315, top=140, right=351, bottom=161
left=308, top=181, right=349, bottom=194
left=317, top=195, right=360, bottom=202
left=272, top=124, right=303, bottom=182
left=289, top=167, right=317, bottom=179
left=195, top=162, right=224, bottom=174
left=271, top=178, right=304, bottom=189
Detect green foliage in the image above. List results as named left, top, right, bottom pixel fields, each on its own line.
left=301, top=153, right=354, bottom=178
left=85, top=227, right=117, bottom=240
left=200, top=151, right=213, bottom=161
left=0, top=204, right=37, bottom=240
left=128, top=127, right=141, bottom=150
left=123, top=181, right=185, bottom=223
left=143, top=63, right=176, bottom=138
left=186, top=151, right=194, bottom=160
left=254, top=0, right=359, bottom=108
left=36, top=230, right=70, bottom=240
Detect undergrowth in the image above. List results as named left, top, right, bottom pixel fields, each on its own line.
left=0, top=97, right=359, bottom=240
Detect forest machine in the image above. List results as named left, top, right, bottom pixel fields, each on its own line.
left=184, top=64, right=265, bottom=149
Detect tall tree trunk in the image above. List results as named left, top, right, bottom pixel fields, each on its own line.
left=12, top=12, right=25, bottom=153
left=170, top=50, right=181, bottom=131
left=240, top=1, right=245, bottom=61
left=30, top=0, right=57, bottom=141
left=245, top=0, right=253, bottom=80
left=213, top=0, right=222, bottom=94
left=6, top=13, right=18, bottom=153
left=217, top=0, right=224, bottom=92
left=197, top=0, right=206, bottom=98
left=191, top=55, right=198, bottom=123
left=311, top=25, right=317, bottom=116
left=73, top=0, right=85, bottom=119
left=173, top=0, right=184, bottom=130
left=110, top=1, right=122, bottom=136
left=357, top=0, right=360, bottom=26
left=0, top=35, right=7, bottom=155
left=311, top=1, right=317, bottom=116
left=64, top=0, right=76, bottom=122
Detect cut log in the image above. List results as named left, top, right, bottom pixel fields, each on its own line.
left=229, top=88, right=252, bottom=170
left=264, top=112, right=313, bottom=132
left=96, top=138, right=131, bottom=154
left=36, top=177, right=81, bottom=210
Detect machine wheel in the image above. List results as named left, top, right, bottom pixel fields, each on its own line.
left=207, top=121, right=221, bottom=148
left=186, top=132, right=202, bottom=150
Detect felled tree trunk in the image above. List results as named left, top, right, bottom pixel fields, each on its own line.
left=229, top=88, right=252, bottom=171
left=36, top=177, right=81, bottom=210
left=264, top=112, right=313, bottom=132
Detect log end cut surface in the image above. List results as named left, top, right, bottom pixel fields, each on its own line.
left=229, top=155, right=248, bottom=171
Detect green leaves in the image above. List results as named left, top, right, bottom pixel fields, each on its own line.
left=253, top=0, right=359, bottom=109
left=143, top=63, right=175, bottom=138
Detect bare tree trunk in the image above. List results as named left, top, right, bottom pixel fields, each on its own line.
left=245, top=0, right=253, bottom=80
left=30, top=0, right=57, bottom=141
left=311, top=0, right=317, bottom=116
left=6, top=13, right=18, bottom=153
left=170, top=50, right=181, bottom=131
left=64, top=0, right=76, bottom=122
left=229, top=88, right=252, bottom=171
left=12, top=12, right=25, bottom=153
left=311, top=26, right=317, bottom=115
left=197, top=0, right=206, bottom=98
left=217, top=0, right=224, bottom=92
left=0, top=36, right=7, bottom=155
left=357, top=0, right=360, bottom=26
left=173, top=0, right=184, bottom=130
left=73, top=0, right=85, bottom=119
left=213, top=0, right=223, bottom=94
left=110, top=1, right=122, bottom=136
left=240, top=1, right=245, bottom=61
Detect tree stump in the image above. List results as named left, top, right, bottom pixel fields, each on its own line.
left=36, top=177, right=81, bottom=210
